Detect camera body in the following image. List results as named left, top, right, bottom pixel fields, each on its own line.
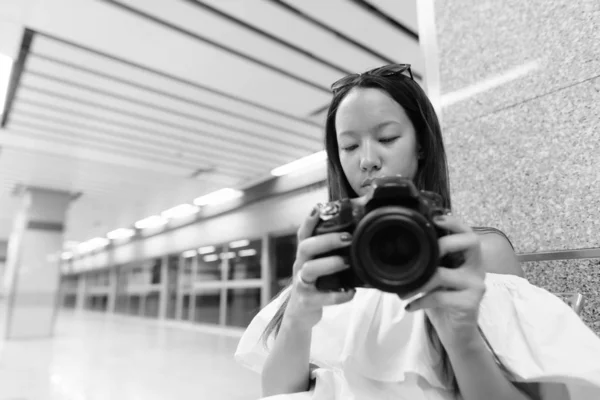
left=313, top=176, right=464, bottom=296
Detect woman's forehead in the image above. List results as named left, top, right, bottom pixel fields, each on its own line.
left=335, top=88, right=410, bottom=133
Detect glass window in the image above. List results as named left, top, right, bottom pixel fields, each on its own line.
left=115, top=293, right=128, bottom=314
left=165, top=254, right=179, bottom=320
left=100, top=271, right=110, bottom=286
left=61, top=275, right=79, bottom=309
left=225, top=288, right=261, bottom=328
left=127, top=295, right=141, bottom=316
left=62, top=293, right=76, bottom=308
left=149, top=258, right=162, bottom=284
left=179, top=293, right=193, bottom=321
left=224, top=238, right=262, bottom=281
left=62, top=275, right=78, bottom=291
left=193, top=290, right=220, bottom=324
left=144, top=292, right=160, bottom=318
left=196, top=245, right=223, bottom=282
left=115, top=264, right=129, bottom=314
left=180, top=254, right=194, bottom=289
left=86, top=295, right=107, bottom=311
left=128, top=263, right=146, bottom=287
left=87, top=270, right=110, bottom=288
left=116, top=263, right=143, bottom=315
left=273, top=234, right=297, bottom=292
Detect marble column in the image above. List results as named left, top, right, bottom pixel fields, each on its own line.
left=1, top=186, right=72, bottom=340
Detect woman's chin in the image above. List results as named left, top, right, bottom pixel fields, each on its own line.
left=357, top=185, right=374, bottom=197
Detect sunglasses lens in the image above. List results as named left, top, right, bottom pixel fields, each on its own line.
left=331, top=74, right=358, bottom=92
left=330, top=64, right=412, bottom=93
left=379, top=64, right=410, bottom=77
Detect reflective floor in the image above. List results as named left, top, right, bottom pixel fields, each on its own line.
left=0, top=310, right=260, bottom=400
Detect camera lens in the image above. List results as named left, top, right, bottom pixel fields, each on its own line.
left=351, top=206, right=439, bottom=295
left=369, top=224, right=420, bottom=272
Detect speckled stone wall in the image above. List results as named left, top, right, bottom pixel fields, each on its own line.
left=434, top=0, right=600, bottom=334
left=523, top=259, right=600, bottom=335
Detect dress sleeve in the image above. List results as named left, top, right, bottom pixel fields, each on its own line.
left=478, top=273, right=600, bottom=399
left=234, top=287, right=291, bottom=374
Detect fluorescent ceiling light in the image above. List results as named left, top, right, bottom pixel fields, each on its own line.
left=135, top=215, right=167, bottom=230
left=238, top=249, right=257, bottom=257
left=77, top=241, right=94, bottom=253
left=77, top=237, right=108, bottom=253
left=271, top=151, right=327, bottom=176
left=107, top=228, right=135, bottom=240
left=203, top=254, right=219, bottom=262
left=229, top=239, right=249, bottom=248
left=0, top=54, right=13, bottom=116
left=193, top=188, right=243, bottom=206
left=219, top=251, right=236, bottom=260
left=182, top=249, right=197, bottom=258
left=89, top=237, right=109, bottom=248
left=161, top=203, right=199, bottom=219
left=61, top=252, right=73, bottom=260
left=63, top=241, right=79, bottom=249
left=198, top=245, right=215, bottom=254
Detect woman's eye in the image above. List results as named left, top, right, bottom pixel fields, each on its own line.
left=379, top=136, right=399, bottom=144
left=341, top=144, right=358, bottom=152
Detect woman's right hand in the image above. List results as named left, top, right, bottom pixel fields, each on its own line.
left=282, top=204, right=357, bottom=331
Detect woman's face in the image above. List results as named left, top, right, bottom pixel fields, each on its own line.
left=335, top=87, right=420, bottom=196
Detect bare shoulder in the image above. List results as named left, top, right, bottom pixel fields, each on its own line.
left=473, top=227, right=525, bottom=278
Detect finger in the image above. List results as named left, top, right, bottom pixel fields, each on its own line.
left=300, top=256, right=349, bottom=284
left=399, top=267, right=470, bottom=300
left=296, top=204, right=324, bottom=243
left=405, top=280, right=485, bottom=312
left=438, top=232, right=480, bottom=258
left=433, top=213, right=473, bottom=235
left=405, top=290, right=449, bottom=312
left=296, top=232, right=352, bottom=263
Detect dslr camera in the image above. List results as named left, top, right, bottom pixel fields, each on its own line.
left=313, top=176, right=464, bottom=296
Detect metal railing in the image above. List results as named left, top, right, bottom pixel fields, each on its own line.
left=517, top=247, right=600, bottom=262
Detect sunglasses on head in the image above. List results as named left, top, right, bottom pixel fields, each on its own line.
left=330, top=63, right=414, bottom=94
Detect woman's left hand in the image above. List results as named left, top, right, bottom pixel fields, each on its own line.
left=399, top=213, right=486, bottom=350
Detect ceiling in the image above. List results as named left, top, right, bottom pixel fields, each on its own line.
left=0, top=0, right=425, bottom=244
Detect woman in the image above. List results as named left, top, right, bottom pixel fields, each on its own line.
left=235, top=64, right=600, bottom=399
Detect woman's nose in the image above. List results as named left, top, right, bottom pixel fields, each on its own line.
left=359, top=144, right=381, bottom=171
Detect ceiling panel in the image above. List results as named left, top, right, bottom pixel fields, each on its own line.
left=18, top=73, right=314, bottom=157
left=202, top=0, right=390, bottom=73
left=366, top=0, right=420, bottom=33
left=117, top=0, right=344, bottom=86
left=14, top=83, right=307, bottom=163
left=10, top=103, right=278, bottom=174
left=30, top=0, right=332, bottom=114
left=8, top=118, right=258, bottom=178
left=25, top=53, right=322, bottom=146
left=29, top=35, right=322, bottom=136
left=0, top=143, right=236, bottom=188
left=283, top=0, right=424, bottom=72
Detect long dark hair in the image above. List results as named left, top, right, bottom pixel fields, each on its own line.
left=261, top=73, right=521, bottom=398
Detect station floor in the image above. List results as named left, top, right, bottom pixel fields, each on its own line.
left=0, top=310, right=261, bottom=400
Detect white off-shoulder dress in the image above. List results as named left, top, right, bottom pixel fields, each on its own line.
left=235, top=273, right=600, bottom=400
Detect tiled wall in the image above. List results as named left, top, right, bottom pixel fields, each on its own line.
left=435, top=0, right=599, bottom=252
left=523, top=259, right=600, bottom=335
left=434, top=0, right=599, bottom=334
